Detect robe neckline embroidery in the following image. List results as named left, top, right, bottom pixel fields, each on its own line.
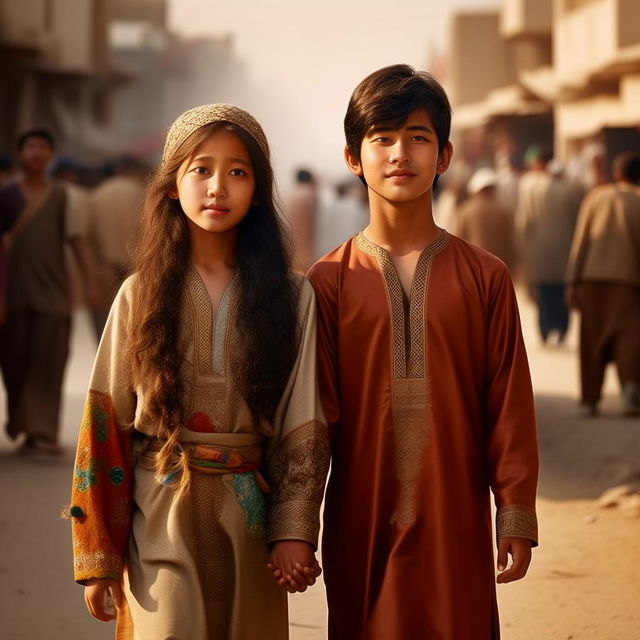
left=187, top=265, right=239, bottom=376
left=354, top=230, right=448, bottom=379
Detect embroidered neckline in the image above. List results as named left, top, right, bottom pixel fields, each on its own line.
left=354, top=230, right=448, bottom=378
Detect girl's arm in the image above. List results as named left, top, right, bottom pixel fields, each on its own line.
left=265, top=278, right=330, bottom=587
left=67, top=279, right=137, bottom=588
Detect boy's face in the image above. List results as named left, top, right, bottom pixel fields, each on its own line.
left=345, top=108, right=451, bottom=206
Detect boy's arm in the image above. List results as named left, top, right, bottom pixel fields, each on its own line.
left=484, top=267, right=539, bottom=554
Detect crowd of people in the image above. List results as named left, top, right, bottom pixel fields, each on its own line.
left=435, top=146, right=640, bottom=418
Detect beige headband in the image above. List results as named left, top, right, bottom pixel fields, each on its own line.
left=162, top=103, right=270, bottom=164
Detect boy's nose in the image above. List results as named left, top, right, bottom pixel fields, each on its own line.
left=389, top=142, right=410, bottom=164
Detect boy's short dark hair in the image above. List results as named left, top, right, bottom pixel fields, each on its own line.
left=344, top=64, right=452, bottom=161
left=16, top=128, right=56, bottom=150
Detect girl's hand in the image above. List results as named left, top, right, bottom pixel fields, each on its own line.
left=84, top=578, right=123, bottom=621
left=267, top=540, right=321, bottom=593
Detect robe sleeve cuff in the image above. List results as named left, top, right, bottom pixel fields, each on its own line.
left=266, top=501, right=320, bottom=548
left=73, top=551, right=123, bottom=584
left=496, top=504, right=539, bottom=546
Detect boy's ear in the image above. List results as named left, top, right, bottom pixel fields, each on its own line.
left=344, top=146, right=363, bottom=177
left=436, top=141, right=454, bottom=175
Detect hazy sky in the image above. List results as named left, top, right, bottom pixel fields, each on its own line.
left=168, top=0, right=498, bottom=191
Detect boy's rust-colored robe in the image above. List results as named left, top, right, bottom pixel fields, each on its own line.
left=308, top=231, right=539, bottom=640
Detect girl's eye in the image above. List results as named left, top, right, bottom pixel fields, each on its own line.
left=229, top=168, right=246, bottom=176
left=192, top=166, right=209, bottom=175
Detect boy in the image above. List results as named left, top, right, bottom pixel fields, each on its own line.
left=307, top=65, right=539, bottom=638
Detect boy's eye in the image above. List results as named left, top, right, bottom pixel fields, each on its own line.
left=412, top=135, right=428, bottom=142
left=372, top=137, right=391, bottom=143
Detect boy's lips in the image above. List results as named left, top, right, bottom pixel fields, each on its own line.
left=387, top=169, right=416, bottom=178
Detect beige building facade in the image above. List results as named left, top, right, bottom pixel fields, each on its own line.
left=0, top=0, right=127, bottom=156
left=448, top=0, right=640, bottom=175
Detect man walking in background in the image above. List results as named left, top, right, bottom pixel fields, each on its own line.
left=566, top=152, right=640, bottom=416
left=0, top=129, right=101, bottom=454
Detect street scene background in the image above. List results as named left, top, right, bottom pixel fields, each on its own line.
left=1, top=0, right=640, bottom=638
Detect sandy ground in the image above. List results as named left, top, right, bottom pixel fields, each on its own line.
left=1, top=295, right=639, bottom=639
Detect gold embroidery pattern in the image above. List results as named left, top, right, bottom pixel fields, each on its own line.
left=74, top=551, right=122, bottom=581
left=186, top=267, right=214, bottom=376
left=408, top=231, right=448, bottom=377
left=191, top=474, right=235, bottom=601
left=191, top=378, right=227, bottom=432
left=355, top=232, right=449, bottom=525
left=496, top=504, right=539, bottom=545
left=354, top=233, right=406, bottom=377
left=390, top=379, right=428, bottom=524
left=354, top=231, right=448, bottom=379
left=266, top=420, right=330, bottom=545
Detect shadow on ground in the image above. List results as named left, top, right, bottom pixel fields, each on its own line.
left=536, top=394, right=640, bottom=501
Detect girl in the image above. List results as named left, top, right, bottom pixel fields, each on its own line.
left=67, top=104, right=330, bottom=639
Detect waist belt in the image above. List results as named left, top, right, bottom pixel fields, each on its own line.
left=139, top=433, right=270, bottom=492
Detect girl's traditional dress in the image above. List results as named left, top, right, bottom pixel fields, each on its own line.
left=68, top=269, right=329, bottom=639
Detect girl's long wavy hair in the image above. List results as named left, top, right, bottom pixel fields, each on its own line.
left=127, top=122, right=298, bottom=493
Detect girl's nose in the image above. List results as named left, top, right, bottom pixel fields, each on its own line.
left=207, top=176, right=226, bottom=198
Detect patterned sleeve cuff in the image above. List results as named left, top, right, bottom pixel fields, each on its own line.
left=266, top=501, right=320, bottom=548
left=74, top=551, right=123, bottom=584
left=496, top=504, right=539, bottom=546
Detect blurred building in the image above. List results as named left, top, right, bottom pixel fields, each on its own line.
left=109, top=1, right=247, bottom=163
left=447, top=0, right=640, bottom=174
left=0, top=0, right=129, bottom=157
left=0, top=0, right=247, bottom=163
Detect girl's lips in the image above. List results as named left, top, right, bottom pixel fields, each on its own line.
left=203, top=206, right=230, bottom=215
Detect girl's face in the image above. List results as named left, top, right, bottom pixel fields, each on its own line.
left=175, top=128, right=256, bottom=235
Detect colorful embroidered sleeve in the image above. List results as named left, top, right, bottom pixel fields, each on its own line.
left=266, top=277, right=330, bottom=549
left=68, top=279, right=137, bottom=583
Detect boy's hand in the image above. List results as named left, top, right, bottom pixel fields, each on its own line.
left=496, top=537, right=532, bottom=584
left=84, top=577, right=123, bottom=621
left=267, top=540, right=321, bottom=593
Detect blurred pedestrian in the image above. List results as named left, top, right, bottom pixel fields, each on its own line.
left=432, top=160, right=470, bottom=231
left=314, top=177, right=367, bottom=258
left=286, top=167, right=319, bottom=272
left=454, top=167, right=516, bottom=272
left=0, top=129, right=101, bottom=455
left=0, top=154, right=15, bottom=186
left=566, top=152, right=640, bottom=416
left=521, top=159, right=583, bottom=344
left=88, top=155, right=146, bottom=340
left=516, top=145, right=553, bottom=297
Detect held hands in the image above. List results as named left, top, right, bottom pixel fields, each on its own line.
left=496, top=536, right=532, bottom=584
left=84, top=577, right=123, bottom=622
left=267, top=540, right=322, bottom=593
